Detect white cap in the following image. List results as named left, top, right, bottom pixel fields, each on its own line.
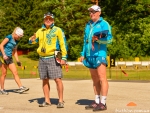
left=15, top=27, right=24, bottom=37
left=88, top=5, right=101, bottom=12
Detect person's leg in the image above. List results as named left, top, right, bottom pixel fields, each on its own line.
left=0, top=64, right=7, bottom=89
left=97, top=63, right=108, bottom=105
left=54, top=78, right=64, bottom=108
left=8, top=63, right=29, bottom=93
left=54, top=78, right=63, bottom=103
left=42, top=78, right=51, bottom=104
left=93, top=63, right=108, bottom=111
left=89, top=69, right=101, bottom=104
left=38, top=58, right=51, bottom=107
left=85, top=68, right=101, bottom=110
left=8, top=63, right=22, bottom=87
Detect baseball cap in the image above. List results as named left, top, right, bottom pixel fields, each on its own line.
left=88, top=5, right=101, bottom=12
left=44, top=12, right=54, bottom=19
left=15, top=27, right=24, bottom=37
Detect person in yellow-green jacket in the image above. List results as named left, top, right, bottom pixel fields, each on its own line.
left=29, top=12, right=67, bottom=108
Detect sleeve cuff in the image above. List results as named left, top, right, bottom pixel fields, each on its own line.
left=62, top=57, right=67, bottom=61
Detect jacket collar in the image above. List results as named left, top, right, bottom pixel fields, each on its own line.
left=89, top=17, right=103, bottom=24
left=41, top=23, right=54, bottom=30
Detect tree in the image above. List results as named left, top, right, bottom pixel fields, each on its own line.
left=1, top=0, right=150, bottom=60
left=0, top=0, right=43, bottom=49
left=100, top=0, right=150, bottom=59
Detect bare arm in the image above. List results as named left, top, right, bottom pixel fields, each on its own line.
left=0, top=38, right=9, bottom=60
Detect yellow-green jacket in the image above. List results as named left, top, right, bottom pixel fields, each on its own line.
left=29, top=24, right=67, bottom=60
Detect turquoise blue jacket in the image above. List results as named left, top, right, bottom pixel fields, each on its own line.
left=0, top=34, right=19, bottom=57
left=81, top=17, right=113, bottom=58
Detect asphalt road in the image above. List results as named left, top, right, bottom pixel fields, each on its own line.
left=0, top=79, right=150, bottom=113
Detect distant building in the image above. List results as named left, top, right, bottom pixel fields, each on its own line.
left=17, top=50, right=29, bottom=55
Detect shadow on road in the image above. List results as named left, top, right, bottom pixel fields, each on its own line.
left=75, top=99, right=93, bottom=105
left=28, top=98, right=59, bottom=105
left=6, top=89, right=29, bottom=94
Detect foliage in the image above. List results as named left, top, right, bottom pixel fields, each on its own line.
left=0, top=0, right=150, bottom=60
left=100, top=0, right=150, bottom=59
left=27, top=51, right=39, bottom=60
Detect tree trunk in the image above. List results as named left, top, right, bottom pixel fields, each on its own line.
left=91, top=0, right=99, bottom=5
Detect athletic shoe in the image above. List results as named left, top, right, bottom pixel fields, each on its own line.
left=0, top=89, right=9, bottom=95
left=14, top=86, right=29, bottom=94
left=93, top=103, right=107, bottom=111
left=85, top=101, right=98, bottom=110
left=57, top=102, right=64, bottom=108
left=39, top=102, right=51, bottom=107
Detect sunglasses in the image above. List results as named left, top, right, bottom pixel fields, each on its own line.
left=89, top=11, right=98, bottom=14
left=44, top=18, right=53, bottom=21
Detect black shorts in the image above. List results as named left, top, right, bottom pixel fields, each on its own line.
left=0, top=56, right=13, bottom=65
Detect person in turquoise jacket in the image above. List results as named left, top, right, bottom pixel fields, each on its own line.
left=80, top=5, right=113, bottom=111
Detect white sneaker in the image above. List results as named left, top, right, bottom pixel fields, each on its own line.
left=14, top=86, right=29, bottom=94
left=0, top=89, right=9, bottom=95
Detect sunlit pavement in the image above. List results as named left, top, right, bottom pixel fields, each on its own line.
left=0, top=79, right=150, bottom=113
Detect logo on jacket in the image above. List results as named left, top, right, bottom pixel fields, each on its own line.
left=47, top=28, right=57, bottom=45
left=97, top=60, right=100, bottom=64
left=96, top=25, right=101, bottom=28
left=102, top=57, right=105, bottom=61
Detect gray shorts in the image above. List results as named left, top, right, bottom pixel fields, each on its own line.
left=38, top=57, right=63, bottom=79
left=0, top=56, right=13, bottom=65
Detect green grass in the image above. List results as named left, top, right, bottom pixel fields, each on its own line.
left=3, top=55, right=150, bottom=80
left=5, top=55, right=39, bottom=78
left=106, top=69, right=150, bottom=80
